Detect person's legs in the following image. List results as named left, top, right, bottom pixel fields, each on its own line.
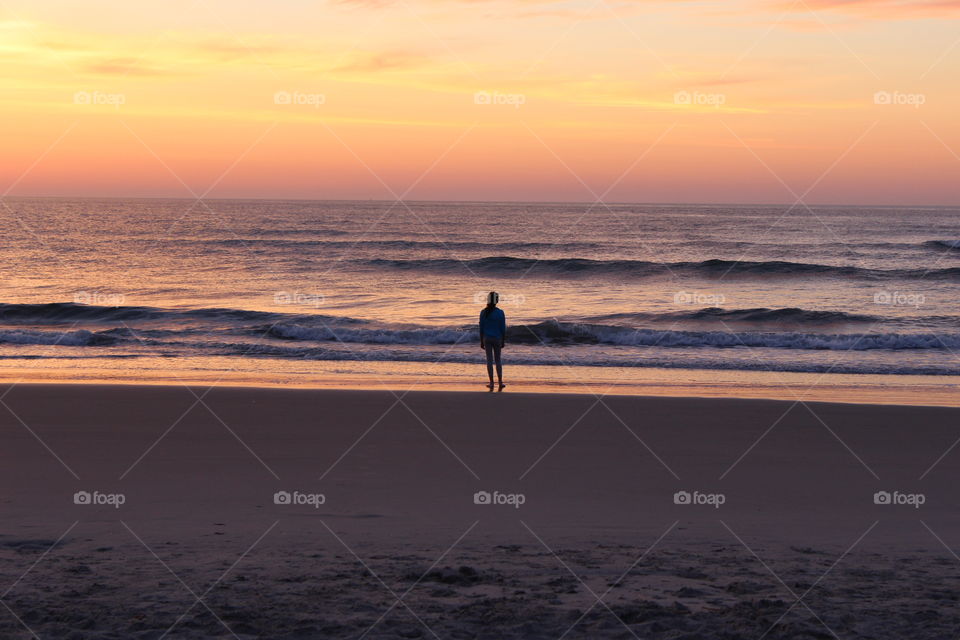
left=485, top=341, right=495, bottom=385
left=493, top=342, right=503, bottom=384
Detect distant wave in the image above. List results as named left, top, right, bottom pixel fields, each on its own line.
left=0, top=302, right=888, bottom=329
left=362, top=256, right=960, bottom=280
left=256, top=228, right=352, bottom=237
left=0, top=328, right=117, bottom=346
left=190, top=237, right=953, bottom=255
left=0, top=302, right=164, bottom=323
left=584, top=307, right=881, bottom=325
left=0, top=302, right=318, bottom=325
left=269, top=323, right=469, bottom=345
left=200, top=238, right=602, bottom=252
left=924, top=240, right=960, bottom=251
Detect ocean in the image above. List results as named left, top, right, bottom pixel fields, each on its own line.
left=2, top=198, right=959, bottom=401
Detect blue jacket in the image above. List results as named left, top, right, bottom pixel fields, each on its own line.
left=479, top=307, right=506, bottom=339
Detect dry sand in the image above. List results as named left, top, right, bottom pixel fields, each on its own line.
left=2, top=384, right=959, bottom=639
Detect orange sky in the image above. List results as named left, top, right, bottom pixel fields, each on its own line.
left=1, top=0, right=958, bottom=204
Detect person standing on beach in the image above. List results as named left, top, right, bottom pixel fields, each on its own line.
left=479, top=291, right=506, bottom=390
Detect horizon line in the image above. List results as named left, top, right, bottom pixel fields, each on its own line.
left=4, top=194, right=958, bottom=210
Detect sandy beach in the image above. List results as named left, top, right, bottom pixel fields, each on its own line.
left=2, top=384, right=959, bottom=638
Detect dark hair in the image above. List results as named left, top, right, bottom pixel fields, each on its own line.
left=482, top=291, right=498, bottom=319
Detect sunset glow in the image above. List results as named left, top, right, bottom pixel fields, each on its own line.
left=1, top=0, right=959, bottom=204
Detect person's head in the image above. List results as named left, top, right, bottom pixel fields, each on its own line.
left=482, top=291, right=499, bottom=318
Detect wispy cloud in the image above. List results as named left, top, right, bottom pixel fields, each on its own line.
left=773, top=0, right=960, bottom=19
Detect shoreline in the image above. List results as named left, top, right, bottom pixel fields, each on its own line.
left=1, top=376, right=959, bottom=408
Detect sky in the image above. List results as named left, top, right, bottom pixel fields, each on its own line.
left=0, top=0, right=958, bottom=205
